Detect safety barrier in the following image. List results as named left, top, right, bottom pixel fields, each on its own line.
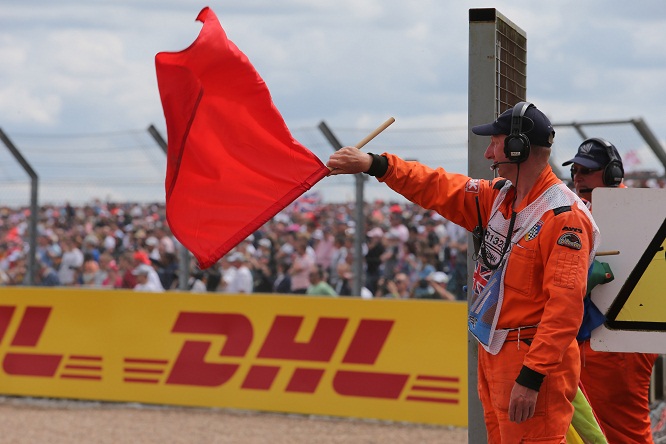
left=0, top=287, right=468, bottom=427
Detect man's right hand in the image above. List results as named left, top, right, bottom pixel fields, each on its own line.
left=326, top=147, right=373, bottom=175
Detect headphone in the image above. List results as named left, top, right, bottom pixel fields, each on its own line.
left=503, top=102, right=534, bottom=164
left=573, top=138, right=624, bottom=187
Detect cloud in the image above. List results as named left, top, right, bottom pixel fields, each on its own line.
left=0, top=0, right=664, bottom=205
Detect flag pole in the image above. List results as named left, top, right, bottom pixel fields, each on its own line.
left=596, top=250, right=620, bottom=256
left=355, top=117, right=395, bottom=149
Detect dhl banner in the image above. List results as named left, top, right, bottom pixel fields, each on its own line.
left=0, top=287, right=468, bottom=427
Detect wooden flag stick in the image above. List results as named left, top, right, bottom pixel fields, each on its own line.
left=355, top=117, right=396, bottom=149
left=596, top=250, right=620, bottom=256
left=326, top=117, right=395, bottom=172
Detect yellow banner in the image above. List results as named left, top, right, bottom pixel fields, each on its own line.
left=0, top=287, right=467, bottom=426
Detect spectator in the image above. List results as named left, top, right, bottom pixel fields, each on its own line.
left=424, top=271, right=456, bottom=301
left=445, top=221, right=468, bottom=300
left=313, top=227, right=335, bottom=274
left=289, top=237, right=315, bottom=294
left=132, top=250, right=163, bottom=291
left=117, top=251, right=137, bottom=289
left=81, top=233, right=101, bottom=263
left=153, top=251, right=178, bottom=290
left=218, top=256, right=234, bottom=292
left=249, top=253, right=274, bottom=293
left=379, top=232, right=402, bottom=280
left=58, top=238, right=84, bottom=285
left=327, top=234, right=348, bottom=289
left=187, top=267, right=208, bottom=293
left=273, top=260, right=292, bottom=294
left=132, top=264, right=164, bottom=292
left=100, top=225, right=117, bottom=255
left=101, top=259, right=122, bottom=288
left=95, top=252, right=116, bottom=286
left=333, top=261, right=353, bottom=296
left=305, top=266, right=337, bottom=297
left=376, top=272, right=411, bottom=298
left=388, top=211, right=409, bottom=243
left=364, top=227, right=385, bottom=295
left=226, top=252, right=253, bottom=294
left=79, top=258, right=100, bottom=287
left=38, top=261, right=60, bottom=287
left=203, top=267, right=221, bottom=293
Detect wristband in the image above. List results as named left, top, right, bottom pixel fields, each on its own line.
left=515, top=365, right=545, bottom=392
left=365, top=153, right=389, bottom=177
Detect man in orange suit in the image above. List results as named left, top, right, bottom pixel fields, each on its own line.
left=563, top=137, right=657, bottom=444
left=327, top=102, right=599, bottom=443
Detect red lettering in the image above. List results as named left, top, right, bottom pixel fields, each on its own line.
left=405, top=374, right=461, bottom=404
left=0, top=306, right=16, bottom=344
left=4, top=353, right=62, bottom=376
left=286, top=368, right=325, bottom=393
left=333, top=370, right=408, bottom=399
left=242, top=365, right=280, bottom=390
left=166, top=340, right=239, bottom=386
left=166, top=312, right=254, bottom=386
left=342, top=319, right=393, bottom=364
left=258, top=316, right=347, bottom=361
left=1, top=306, right=64, bottom=378
left=12, top=307, right=51, bottom=346
left=171, top=312, right=252, bottom=356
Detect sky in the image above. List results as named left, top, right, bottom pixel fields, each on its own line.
left=1, top=0, right=666, bottom=206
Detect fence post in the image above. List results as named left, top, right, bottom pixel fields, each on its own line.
left=147, top=124, right=190, bottom=291
left=0, top=128, right=39, bottom=285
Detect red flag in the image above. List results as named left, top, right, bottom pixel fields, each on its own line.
left=155, top=7, right=329, bottom=269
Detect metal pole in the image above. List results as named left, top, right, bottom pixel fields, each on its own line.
left=571, top=122, right=589, bottom=139
left=148, top=124, right=168, bottom=155
left=469, top=8, right=527, bottom=441
left=632, top=118, right=666, bottom=171
left=318, top=121, right=365, bottom=296
left=147, top=124, right=190, bottom=291
left=353, top=172, right=365, bottom=295
left=0, top=128, right=39, bottom=285
left=552, top=117, right=666, bottom=173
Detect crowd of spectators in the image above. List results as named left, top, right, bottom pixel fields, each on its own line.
left=1, top=175, right=663, bottom=299
left=0, top=194, right=468, bottom=300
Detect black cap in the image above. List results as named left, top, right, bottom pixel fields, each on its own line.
left=472, top=104, right=555, bottom=147
left=562, top=138, right=622, bottom=169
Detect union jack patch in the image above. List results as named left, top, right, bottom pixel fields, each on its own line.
left=525, top=220, right=544, bottom=241
left=465, top=179, right=480, bottom=193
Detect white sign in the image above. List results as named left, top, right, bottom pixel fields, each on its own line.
left=590, top=187, right=666, bottom=353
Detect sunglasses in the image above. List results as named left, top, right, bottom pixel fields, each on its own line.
left=570, top=166, right=602, bottom=176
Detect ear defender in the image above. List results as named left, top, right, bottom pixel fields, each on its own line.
left=503, top=102, right=534, bottom=164
left=585, top=138, right=624, bottom=187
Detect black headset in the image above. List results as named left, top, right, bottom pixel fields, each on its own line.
left=503, top=102, right=534, bottom=164
left=573, top=138, right=624, bottom=187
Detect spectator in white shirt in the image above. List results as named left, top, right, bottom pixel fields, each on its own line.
left=132, top=264, right=164, bottom=292
left=226, top=252, right=253, bottom=294
left=58, top=238, right=84, bottom=285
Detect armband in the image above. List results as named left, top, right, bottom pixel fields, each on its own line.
left=515, top=365, right=545, bottom=392
left=365, top=153, right=389, bottom=177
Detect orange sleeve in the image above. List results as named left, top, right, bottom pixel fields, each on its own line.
left=378, top=153, right=499, bottom=231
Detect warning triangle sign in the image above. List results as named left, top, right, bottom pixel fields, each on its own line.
left=590, top=187, right=666, bottom=353
left=605, top=219, right=666, bottom=330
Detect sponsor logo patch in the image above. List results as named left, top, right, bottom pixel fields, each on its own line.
left=557, top=232, right=582, bottom=250
left=465, top=179, right=479, bottom=193
left=525, top=220, right=544, bottom=241
left=562, top=226, right=582, bottom=233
